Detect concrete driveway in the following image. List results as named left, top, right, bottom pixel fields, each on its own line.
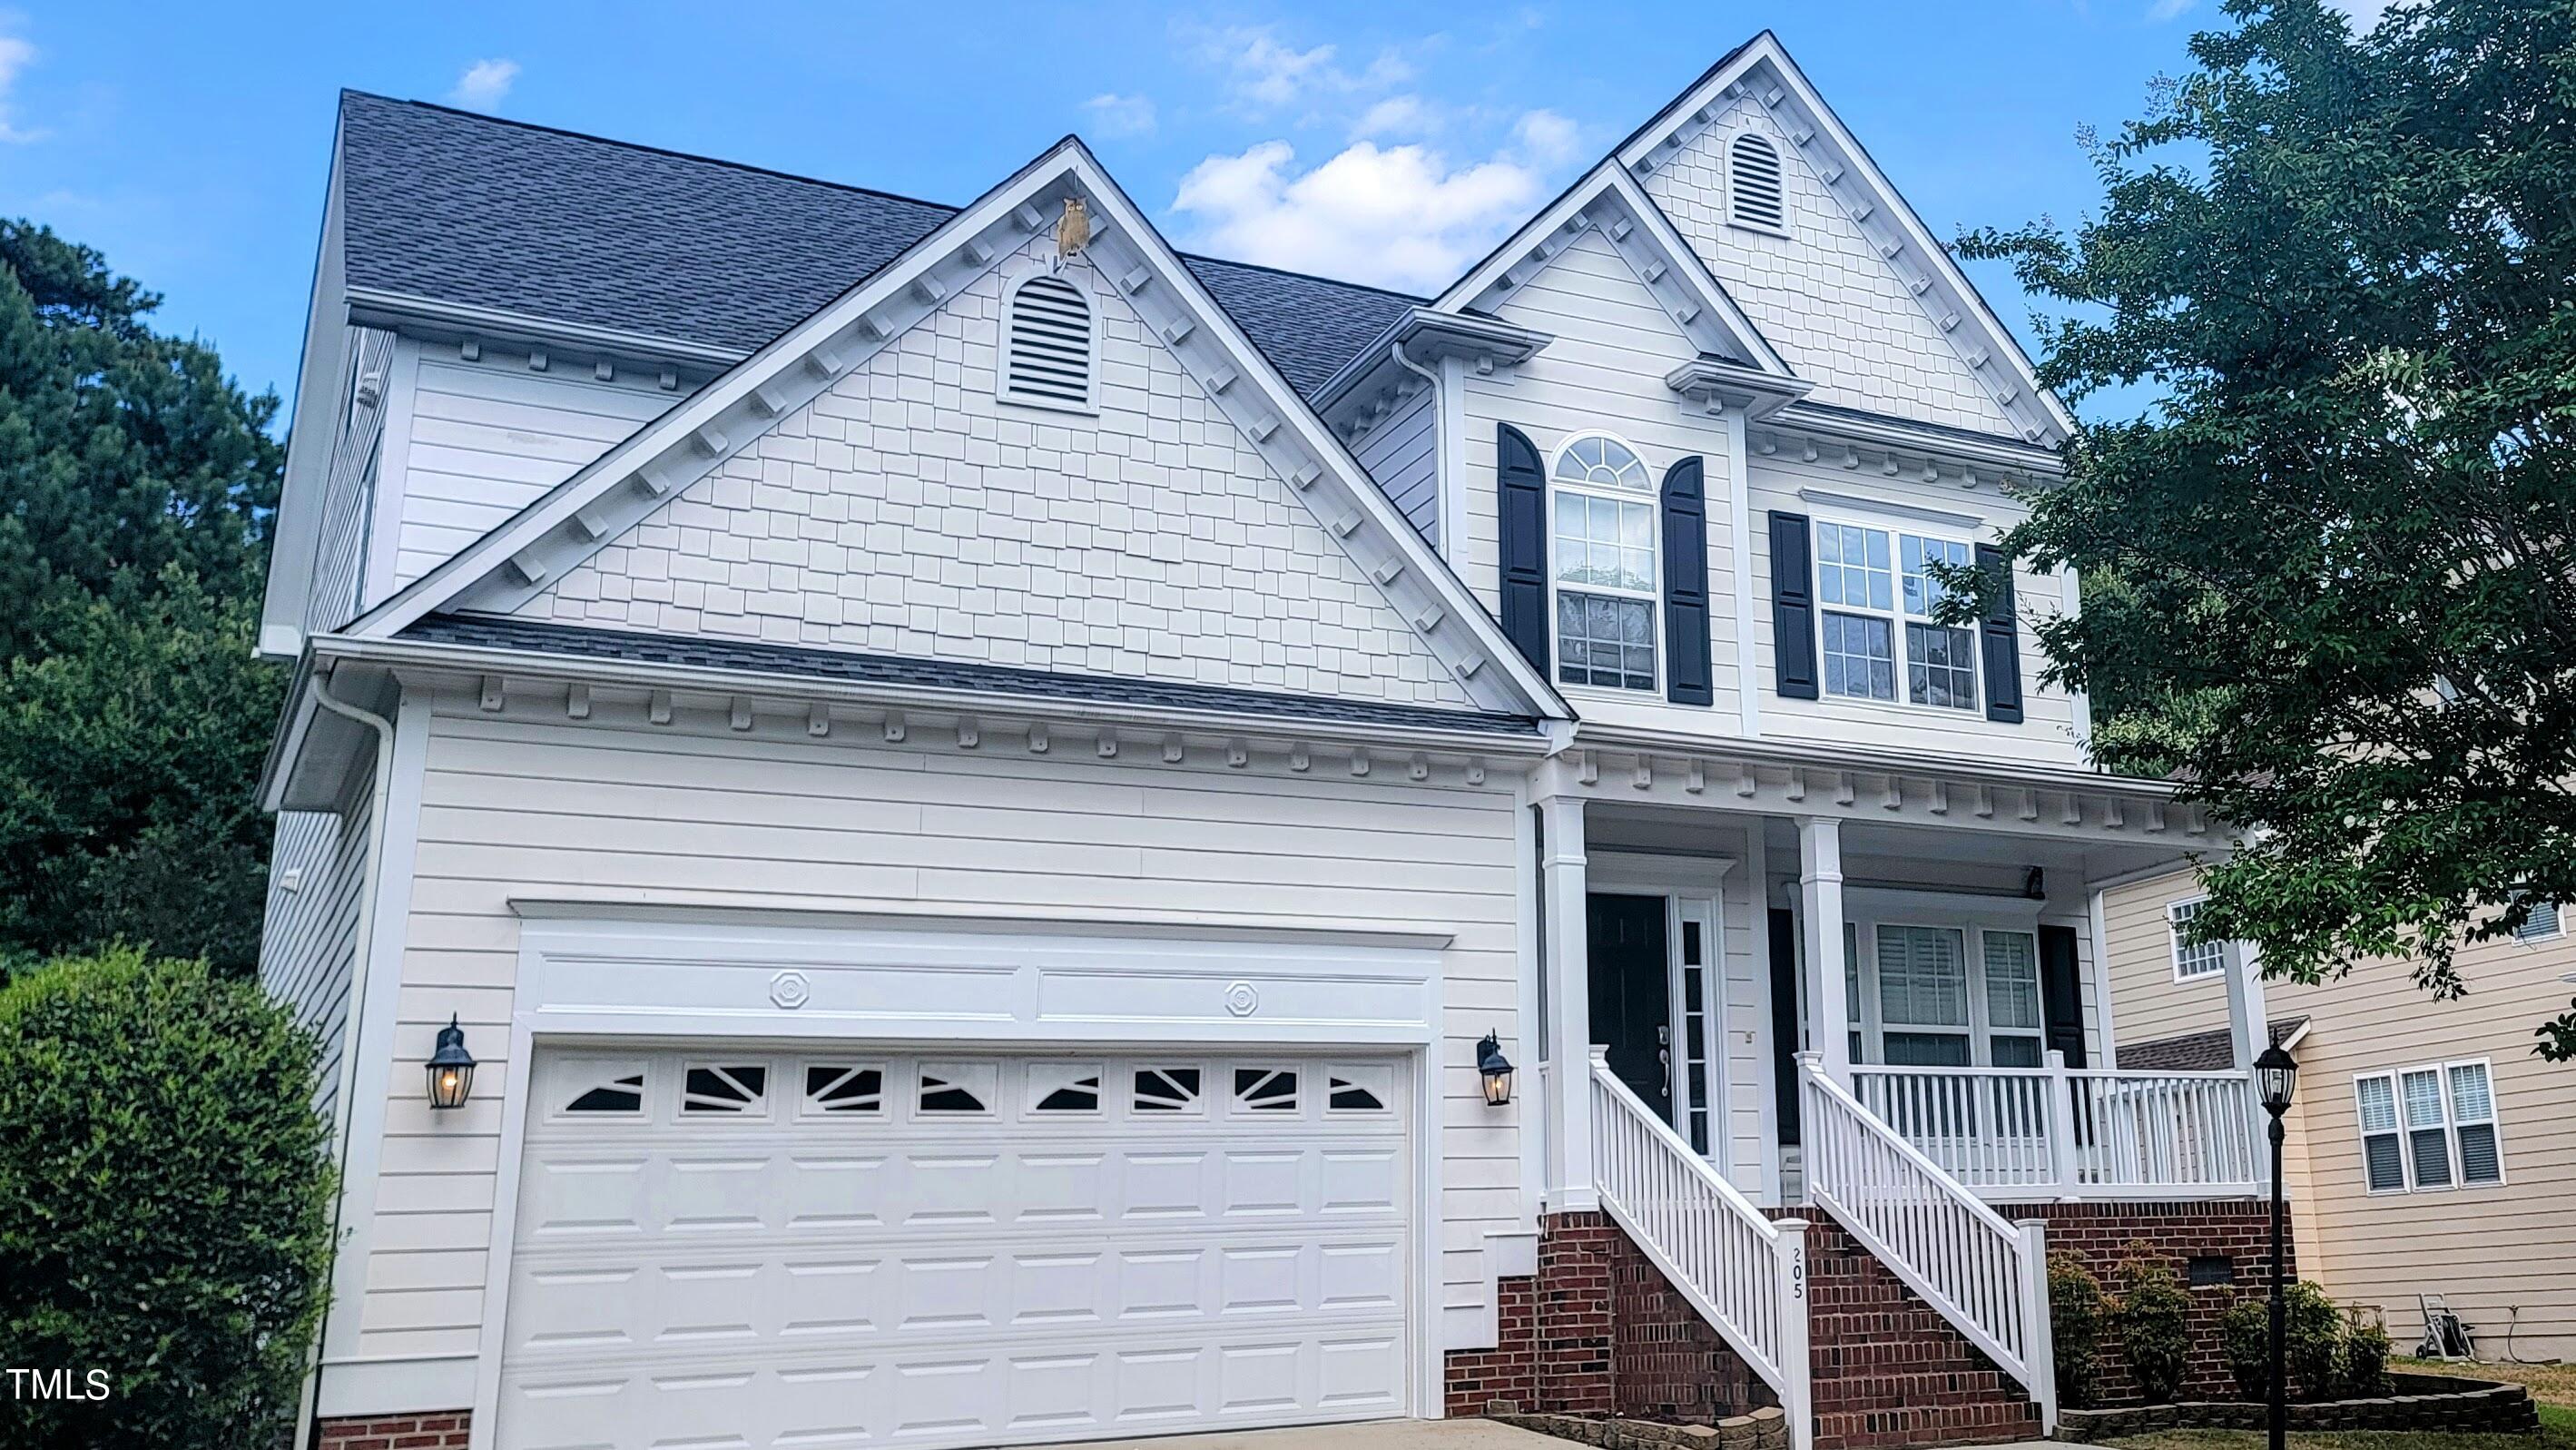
left=1028, top=1420, right=1572, bottom=1450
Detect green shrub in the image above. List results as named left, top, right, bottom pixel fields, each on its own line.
left=2113, top=1242, right=2193, bottom=1404
left=2220, top=1294, right=2271, bottom=1401
left=2285, top=1279, right=2345, bottom=1399
left=2340, top=1314, right=2392, bottom=1397
left=2049, top=1250, right=2107, bottom=1409
left=0, top=947, right=336, bottom=1450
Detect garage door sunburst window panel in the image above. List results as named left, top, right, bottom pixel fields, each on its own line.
left=1134, top=1067, right=1204, bottom=1113
left=803, top=1064, right=885, bottom=1115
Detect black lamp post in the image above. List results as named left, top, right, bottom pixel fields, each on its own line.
left=2256, top=1042, right=2299, bottom=1450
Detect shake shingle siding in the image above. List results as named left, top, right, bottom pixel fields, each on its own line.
left=335, top=93, right=1414, bottom=398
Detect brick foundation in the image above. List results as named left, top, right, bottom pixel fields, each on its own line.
left=315, top=1411, right=472, bottom=1450
left=1994, top=1199, right=2290, bottom=1407
left=1804, top=1214, right=2040, bottom=1450
left=1445, top=1211, right=1771, bottom=1423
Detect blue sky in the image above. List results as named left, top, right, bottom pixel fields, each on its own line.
left=0, top=1, right=2379, bottom=429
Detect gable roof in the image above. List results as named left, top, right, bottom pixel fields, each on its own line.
left=343, top=134, right=1568, bottom=721
left=335, top=92, right=1417, bottom=399
left=1611, top=34, right=2077, bottom=446
left=1430, top=163, right=1808, bottom=413
left=2117, top=1017, right=2310, bottom=1073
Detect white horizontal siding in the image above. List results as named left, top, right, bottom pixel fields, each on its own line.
left=258, top=781, right=374, bottom=1131
left=390, top=350, right=683, bottom=588
left=1355, top=390, right=1439, bottom=545
left=308, top=328, right=398, bottom=632
left=350, top=689, right=1529, bottom=1364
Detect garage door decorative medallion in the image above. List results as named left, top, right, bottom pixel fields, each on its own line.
left=1224, top=980, right=1259, bottom=1016
left=767, top=970, right=811, bottom=1009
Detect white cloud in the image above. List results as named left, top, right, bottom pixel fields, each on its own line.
left=1515, top=110, right=1581, bottom=167
left=1186, top=23, right=1414, bottom=113
left=1171, top=114, right=1576, bottom=293
left=447, top=57, right=519, bottom=113
left=2323, top=0, right=2394, bottom=28
left=1081, top=92, right=1156, bottom=138
left=0, top=34, right=44, bottom=144
left=1352, top=95, right=1433, bottom=140
left=2146, top=0, right=2197, bottom=19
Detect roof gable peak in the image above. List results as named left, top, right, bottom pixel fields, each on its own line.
left=344, top=135, right=1568, bottom=720
left=1617, top=34, right=2076, bottom=447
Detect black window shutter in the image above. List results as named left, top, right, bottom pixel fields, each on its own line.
left=1977, top=542, right=2024, bottom=724
left=2039, top=924, right=2088, bottom=1068
left=1660, top=457, right=1713, bottom=705
left=1496, top=425, right=1549, bottom=674
left=1767, top=511, right=1819, bottom=699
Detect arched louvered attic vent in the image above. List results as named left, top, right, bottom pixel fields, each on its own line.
left=1727, top=133, right=1787, bottom=236
left=1000, top=273, right=1097, bottom=412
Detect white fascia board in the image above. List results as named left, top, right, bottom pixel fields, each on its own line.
left=1618, top=35, right=2078, bottom=447
left=1769, top=401, right=2065, bottom=478
left=259, top=133, right=353, bottom=663
left=1431, top=163, right=1793, bottom=383
left=1568, top=716, right=2185, bottom=801
left=344, top=287, right=745, bottom=371
left=308, top=632, right=1555, bottom=758
left=1052, top=140, right=1568, bottom=721
left=339, top=136, right=1094, bottom=645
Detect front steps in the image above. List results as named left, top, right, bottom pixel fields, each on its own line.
left=1804, top=1214, right=2042, bottom=1450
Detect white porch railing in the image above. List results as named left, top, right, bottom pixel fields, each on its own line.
left=1801, top=1054, right=2056, bottom=1433
left=1589, top=1051, right=1813, bottom=1450
left=1851, top=1057, right=2261, bottom=1199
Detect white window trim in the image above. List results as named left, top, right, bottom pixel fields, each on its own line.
left=1548, top=429, right=1663, bottom=698
left=2353, top=1057, right=2507, bottom=1195
left=996, top=268, right=1102, bottom=416
left=2168, top=896, right=2229, bottom=983
left=1840, top=891, right=2050, bottom=1070
left=1810, top=516, right=1983, bottom=717
left=1724, top=129, right=1790, bottom=238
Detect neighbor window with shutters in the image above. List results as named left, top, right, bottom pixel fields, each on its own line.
left=2168, top=897, right=2229, bottom=981
left=998, top=272, right=1096, bottom=412
left=2355, top=1060, right=2505, bottom=1193
left=2512, top=898, right=2563, bottom=943
left=1814, top=520, right=1981, bottom=711
left=1727, top=132, right=1788, bottom=234
left=1549, top=432, right=1659, bottom=692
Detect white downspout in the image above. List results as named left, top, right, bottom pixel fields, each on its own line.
left=1389, top=340, right=1444, bottom=549
left=295, top=666, right=397, bottom=1445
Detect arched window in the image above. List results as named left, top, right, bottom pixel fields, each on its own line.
left=1549, top=432, right=1658, bottom=692
left=1727, top=132, right=1786, bottom=235
left=999, top=272, right=1096, bottom=412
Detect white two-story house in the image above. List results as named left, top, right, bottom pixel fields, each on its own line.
left=258, top=34, right=2291, bottom=1450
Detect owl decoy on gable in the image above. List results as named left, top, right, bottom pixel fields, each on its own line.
left=1052, top=198, right=1091, bottom=273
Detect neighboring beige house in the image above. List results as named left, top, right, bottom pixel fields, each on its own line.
left=2103, top=869, right=2576, bottom=1363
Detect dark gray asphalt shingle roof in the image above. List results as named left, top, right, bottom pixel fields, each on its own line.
left=408, top=616, right=1539, bottom=736
left=2116, top=1017, right=2310, bottom=1073
left=337, top=91, right=1419, bottom=398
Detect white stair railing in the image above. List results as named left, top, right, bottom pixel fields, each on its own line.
left=1589, top=1051, right=1813, bottom=1450
left=1800, top=1053, right=2057, bottom=1433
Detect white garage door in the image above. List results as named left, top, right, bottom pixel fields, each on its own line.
left=496, top=1048, right=1414, bottom=1450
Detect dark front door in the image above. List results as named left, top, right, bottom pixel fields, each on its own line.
left=1588, top=893, right=1672, bottom=1113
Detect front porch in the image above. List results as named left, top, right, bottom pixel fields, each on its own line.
left=1500, top=745, right=2280, bottom=1450
left=1531, top=764, right=2276, bottom=1212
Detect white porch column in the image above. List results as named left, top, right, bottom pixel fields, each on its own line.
left=1539, top=794, right=1595, bottom=1211
left=2220, top=937, right=2273, bottom=1191
left=1797, top=816, right=1853, bottom=1084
